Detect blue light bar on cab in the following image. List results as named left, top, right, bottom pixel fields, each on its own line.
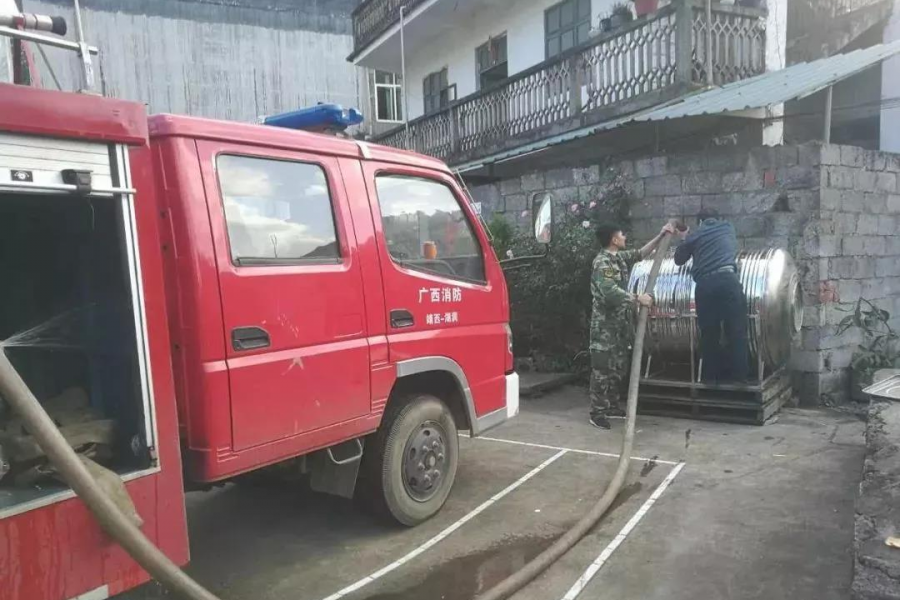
left=263, top=104, right=364, bottom=133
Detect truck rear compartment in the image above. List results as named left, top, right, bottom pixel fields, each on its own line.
left=0, top=191, right=151, bottom=512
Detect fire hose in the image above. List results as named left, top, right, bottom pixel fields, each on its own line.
left=0, top=351, right=220, bottom=600
left=0, top=230, right=674, bottom=600
left=474, top=229, right=675, bottom=600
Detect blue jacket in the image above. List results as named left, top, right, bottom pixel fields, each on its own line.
left=673, top=219, right=738, bottom=281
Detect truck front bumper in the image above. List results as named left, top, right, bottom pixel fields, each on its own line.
left=470, top=372, right=520, bottom=437
left=505, top=372, right=520, bottom=418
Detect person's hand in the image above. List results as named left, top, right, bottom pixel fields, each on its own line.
left=636, top=293, right=653, bottom=307
left=661, top=222, right=677, bottom=235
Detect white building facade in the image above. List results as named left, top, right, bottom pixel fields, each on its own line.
left=350, top=0, right=787, bottom=165
left=383, top=0, right=626, bottom=122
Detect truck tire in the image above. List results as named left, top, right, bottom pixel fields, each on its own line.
left=358, top=393, right=459, bottom=526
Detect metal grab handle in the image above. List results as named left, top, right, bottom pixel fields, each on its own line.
left=390, top=309, right=414, bottom=329
left=0, top=25, right=98, bottom=54
left=0, top=180, right=136, bottom=195
left=231, top=327, right=270, bottom=351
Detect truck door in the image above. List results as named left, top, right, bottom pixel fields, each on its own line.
left=362, top=163, right=508, bottom=418
left=198, top=142, right=370, bottom=451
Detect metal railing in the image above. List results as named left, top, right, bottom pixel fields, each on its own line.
left=787, top=0, right=893, bottom=62
left=833, top=0, right=892, bottom=15
left=691, top=2, right=767, bottom=85
left=375, top=0, right=766, bottom=164
left=788, top=0, right=891, bottom=28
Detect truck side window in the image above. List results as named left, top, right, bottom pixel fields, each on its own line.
left=375, top=174, right=485, bottom=283
left=216, top=154, right=340, bottom=265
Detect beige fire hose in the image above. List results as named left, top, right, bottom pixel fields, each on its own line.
left=0, top=231, right=674, bottom=600
left=0, top=350, right=221, bottom=600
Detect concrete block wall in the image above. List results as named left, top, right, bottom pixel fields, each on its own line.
left=469, top=143, right=900, bottom=405
left=809, top=145, right=900, bottom=400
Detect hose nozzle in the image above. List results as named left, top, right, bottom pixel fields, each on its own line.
left=0, top=13, right=68, bottom=36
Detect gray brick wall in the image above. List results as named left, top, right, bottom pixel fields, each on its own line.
left=469, top=142, right=900, bottom=406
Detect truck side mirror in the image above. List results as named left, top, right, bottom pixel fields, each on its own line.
left=533, top=193, right=553, bottom=245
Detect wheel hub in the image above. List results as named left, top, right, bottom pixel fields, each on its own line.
left=402, top=421, right=447, bottom=502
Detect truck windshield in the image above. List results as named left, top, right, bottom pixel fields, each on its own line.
left=375, top=174, right=486, bottom=284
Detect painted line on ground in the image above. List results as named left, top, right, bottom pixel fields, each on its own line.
left=319, top=449, right=569, bottom=600
left=463, top=433, right=680, bottom=466
left=560, top=461, right=687, bottom=600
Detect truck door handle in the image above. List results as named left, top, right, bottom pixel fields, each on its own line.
left=390, top=309, right=414, bottom=329
left=232, top=327, right=271, bottom=351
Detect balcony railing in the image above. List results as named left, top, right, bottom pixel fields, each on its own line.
left=352, top=0, right=429, bottom=57
left=833, top=0, right=892, bottom=15
left=374, top=0, right=766, bottom=165
left=788, top=0, right=892, bottom=63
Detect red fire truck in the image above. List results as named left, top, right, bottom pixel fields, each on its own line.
left=0, top=12, right=551, bottom=600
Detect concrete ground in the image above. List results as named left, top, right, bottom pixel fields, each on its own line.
left=122, top=386, right=865, bottom=600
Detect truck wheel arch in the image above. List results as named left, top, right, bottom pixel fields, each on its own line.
left=392, top=357, right=476, bottom=434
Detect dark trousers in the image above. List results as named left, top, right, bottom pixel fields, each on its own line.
left=695, top=271, right=749, bottom=383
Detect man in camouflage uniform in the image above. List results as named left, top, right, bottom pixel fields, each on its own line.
left=589, top=221, right=675, bottom=429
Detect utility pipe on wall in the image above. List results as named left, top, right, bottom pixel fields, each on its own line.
left=400, top=6, right=409, bottom=140
left=706, top=0, right=714, bottom=86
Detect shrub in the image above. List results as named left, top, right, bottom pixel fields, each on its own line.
left=486, top=213, right=516, bottom=260
left=489, top=169, right=633, bottom=372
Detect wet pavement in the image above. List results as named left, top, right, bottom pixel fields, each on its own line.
left=121, top=385, right=865, bottom=600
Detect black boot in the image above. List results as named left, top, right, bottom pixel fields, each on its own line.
left=590, top=414, right=611, bottom=430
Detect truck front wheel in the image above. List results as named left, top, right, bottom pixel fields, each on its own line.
left=359, top=394, right=459, bottom=526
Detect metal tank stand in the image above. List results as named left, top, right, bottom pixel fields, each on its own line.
left=637, top=315, right=792, bottom=425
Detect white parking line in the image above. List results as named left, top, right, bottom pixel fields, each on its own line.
left=560, top=461, right=687, bottom=600
left=466, top=434, right=680, bottom=466
left=319, top=449, right=569, bottom=600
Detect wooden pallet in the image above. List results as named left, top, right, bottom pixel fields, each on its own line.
left=637, top=370, right=792, bottom=426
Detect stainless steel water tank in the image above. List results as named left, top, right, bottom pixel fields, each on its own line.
left=628, top=249, right=804, bottom=370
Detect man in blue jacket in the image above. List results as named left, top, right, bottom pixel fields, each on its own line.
left=674, top=209, right=749, bottom=383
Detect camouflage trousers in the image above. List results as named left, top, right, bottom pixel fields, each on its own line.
left=589, top=345, right=631, bottom=419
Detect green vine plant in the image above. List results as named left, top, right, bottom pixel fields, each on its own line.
left=835, top=298, right=900, bottom=387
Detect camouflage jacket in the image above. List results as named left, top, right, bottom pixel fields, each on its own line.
left=590, top=249, right=641, bottom=350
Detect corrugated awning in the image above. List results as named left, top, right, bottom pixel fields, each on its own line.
left=458, top=40, right=900, bottom=172
left=629, top=39, right=900, bottom=122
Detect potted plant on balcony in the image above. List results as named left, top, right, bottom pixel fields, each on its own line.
left=609, top=2, right=634, bottom=29
left=597, top=15, right=612, bottom=33
left=631, top=0, right=659, bottom=18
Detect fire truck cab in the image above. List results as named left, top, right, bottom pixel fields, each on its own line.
left=148, top=111, right=522, bottom=517
left=0, top=79, right=550, bottom=600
